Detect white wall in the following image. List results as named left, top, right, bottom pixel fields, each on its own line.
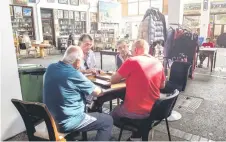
left=168, top=0, right=184, bottom=24
left=1, top=0, right=24, bottom=140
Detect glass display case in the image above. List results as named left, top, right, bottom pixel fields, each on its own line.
left=57, top=10, right=87, bottom=50
left=10, top=5, right=35, bottom=39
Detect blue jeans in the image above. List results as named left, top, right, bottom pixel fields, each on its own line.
left=76, top=112, right=113, bottom=141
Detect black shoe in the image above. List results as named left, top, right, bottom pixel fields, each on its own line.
left=126, top=136, right=142, bottom=141
left=198, top=64, right=203, bottom=68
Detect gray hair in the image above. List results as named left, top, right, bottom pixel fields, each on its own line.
left=116, top=39, right=127, bottom=46
left=62, top=46, right=83, bottom=64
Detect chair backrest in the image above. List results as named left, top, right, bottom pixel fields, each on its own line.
left=169, top=61, right=191, bottom=91
left=150, top=89, right=180, bottom=121
left=11, top=99, right=63, bottom=141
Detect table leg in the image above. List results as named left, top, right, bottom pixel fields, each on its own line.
left=207, top=55, right=210, bottom=68
left=214, top=51, right=217, bottom=68
left=210, top=53, right=214, bottom=72
left=40, top=47, right=45, bottom=58
left=117, top=98, right=120, bottom=105
left=109, top=100, right=112, bottom=111
left=100, top=52, right=103, bottom=69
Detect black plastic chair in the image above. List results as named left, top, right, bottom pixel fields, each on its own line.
left=11, top=99, right=86, bottom=141
left=169, top=61, right=191, bottom=91
left=114, top=89, right=180, bottom=141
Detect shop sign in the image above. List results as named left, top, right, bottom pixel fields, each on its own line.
left=13, top=0, right=27, bottom=5
left=184, top=3, right=201, bottom=15
left=211, top=1, right=226, bottom=13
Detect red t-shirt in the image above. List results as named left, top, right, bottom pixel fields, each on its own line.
left=202, top=42, right=214, bottom=48
left=118, top=56, right=165, bottom=115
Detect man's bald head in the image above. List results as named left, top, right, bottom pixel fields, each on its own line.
left=62, top=46, right=84, bottom=65
left=132, top=39, right=150, bottom=56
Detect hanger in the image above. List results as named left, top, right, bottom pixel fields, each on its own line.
left=150, top=7, right=160, bottom=20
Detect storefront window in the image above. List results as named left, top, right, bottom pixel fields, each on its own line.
left=139, top=1, right=150, bottom=15
left=214, top=25, right=222, bottom=36
left=209, top=15, right=215, bottom=24
left=128, top=0, right=138, bottom=15
left=183, top=16, right=200, bottom=29
left=215, top=14, right=226, bottom=24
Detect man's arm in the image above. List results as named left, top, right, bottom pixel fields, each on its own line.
left=75, top=73, right=103, bottom=97
left=111, top=59, right=134, bottom=84
left=91, top=86, right=103, bottom=97
left=160, top=80, right=166, bottom=89
left=160, top=69, right=166, bottom=89
left=111, top=72, right=124, bottom=84
left=90, top=51, right=96, bottom=68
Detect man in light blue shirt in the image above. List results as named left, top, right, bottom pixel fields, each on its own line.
left=43, top=46, right=113, bottom=141
left=79, top=34, right=96, bottom=72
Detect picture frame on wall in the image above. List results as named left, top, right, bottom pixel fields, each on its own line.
left=69, top=11, right=74, bottom=19
left=29, top=0, right=36, bottom=3
left=10, top=6, right=13, bottom=16
left=58, top=0, right=68, bottom=4
left=13, top=0, right=27, bottom=5
left=80, top=12, right=86, bottom=21
left=70, top=0, right=79, bottom=6
left=64, top=10, right=69, bottom=19
left=74, top=11, right=80, bottom=21
left=47, top=0, right=55, bottom=2
left=58, top=9, right=63, bottom=19
left=79, top=0, right=88, bottom=5
left=14, top=6, right=23, bottom=18
left=23, top=8, right=32, bottom=16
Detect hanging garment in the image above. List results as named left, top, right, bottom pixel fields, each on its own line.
left=138, top=8, right=167, bottom=47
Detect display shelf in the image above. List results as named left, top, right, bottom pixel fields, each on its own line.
left=10, top=5, right=35, bottom=40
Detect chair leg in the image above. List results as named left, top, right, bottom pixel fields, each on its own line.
left=165, top=118, right=171, bottom=141
left=82, top=132, right=87, bottom=141
left=150, top=129, right=155, bottom=140
left=118, top=128, right=123, bottom=141
left=110, top=100, right=112, bottom=111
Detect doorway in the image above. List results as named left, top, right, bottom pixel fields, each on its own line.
left=213, top=24, right=226, bottom=38
left=41, top=9, right=55, bottom=46
left=210, top=13, right=226, bottom=39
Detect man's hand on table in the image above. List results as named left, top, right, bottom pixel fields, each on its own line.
left=81, top=68, right=106, bottom=75
left=91, top=86, right=104, bottom=97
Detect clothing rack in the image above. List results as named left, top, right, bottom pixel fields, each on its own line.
left=169, top=23, right=192, bottom=32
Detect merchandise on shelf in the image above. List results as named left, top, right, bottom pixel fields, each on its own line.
left=10, top=5, right=35, bottom=40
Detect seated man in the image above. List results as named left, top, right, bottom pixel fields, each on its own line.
left=43, top=46, right=113, bottom=141
left=78, top=34, right=97, bottom=74
left=198, top=37, right=214, bottom=68
left=115, top=40, right=132, bottom=69
left=110, top=39, right=166, bottom=140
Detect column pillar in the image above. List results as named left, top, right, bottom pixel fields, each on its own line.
left=1, top=0, right=24, bottom=140
left=200, top=0, right=211, bottom=39
left=168, top=0, right=184, bottom=24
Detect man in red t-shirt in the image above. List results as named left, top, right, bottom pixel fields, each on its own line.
left=198, top=37, right=214, bottom=68
left=110, top=39, right=166, bottom=140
